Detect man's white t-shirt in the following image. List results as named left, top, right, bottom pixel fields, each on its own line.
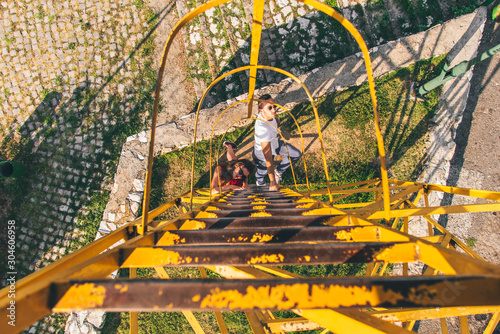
left=254, top=112, right=279, bottom=153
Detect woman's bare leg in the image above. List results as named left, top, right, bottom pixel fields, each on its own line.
left=225, top=143, right=237, bottom=161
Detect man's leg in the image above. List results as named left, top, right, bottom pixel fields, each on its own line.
left=253, top=150, right=270, bottom=185
left=275, top=140, right=302, bottom=175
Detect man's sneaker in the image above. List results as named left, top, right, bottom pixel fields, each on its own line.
left=256, top=180, right=267, bottom=186
left=274, top=170, right=282, bottom=185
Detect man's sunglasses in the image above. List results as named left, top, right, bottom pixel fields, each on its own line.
left=267, top=105, right=276, bottom=111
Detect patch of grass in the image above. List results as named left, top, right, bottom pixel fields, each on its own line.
left=324, top=0, right=339, bottom=9
left=81, top=22, right=91, bottom=31
left=133, top=0, right=145, bottom=10
left=465, top=237, right=476, bottom=249
left=68, top=190, right=110, bottom=253
left=451, top=4, right=476, bottom=18
left=68, top=42, right=76, bottom=50
left=35, top=6, right=45, bottom=19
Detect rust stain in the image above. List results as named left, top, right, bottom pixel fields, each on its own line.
left=248, top=253, right=284, bottom=264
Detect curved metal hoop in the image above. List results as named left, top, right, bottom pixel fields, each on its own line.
left=191, top=65, right=330, bottom=209
left=142, top=0, right=390, bottom=233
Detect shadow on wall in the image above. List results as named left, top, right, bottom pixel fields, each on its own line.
left=187, top=0, right=476, bottom=109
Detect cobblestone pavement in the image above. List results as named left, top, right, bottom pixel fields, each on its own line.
left=0, top=0, right=162, bottom=331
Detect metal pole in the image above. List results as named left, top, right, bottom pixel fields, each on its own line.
left=417, top=42, right=500, bottom=96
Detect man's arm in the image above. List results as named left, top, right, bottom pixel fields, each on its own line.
left=262, top=141, right=279, bottom=191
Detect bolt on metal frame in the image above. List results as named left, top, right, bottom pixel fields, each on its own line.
left=1, top=0, right=500, bottom=333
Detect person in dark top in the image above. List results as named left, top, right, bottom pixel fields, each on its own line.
left=211, top=141, right=255, bottom=194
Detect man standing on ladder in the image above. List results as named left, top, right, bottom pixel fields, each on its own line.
left=253, top=94, right=302, bottom=191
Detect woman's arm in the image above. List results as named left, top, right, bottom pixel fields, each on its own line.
left=211, top=166, right=223, bottom=193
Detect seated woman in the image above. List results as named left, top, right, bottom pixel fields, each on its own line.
left=211, top=141, right=255, bottom=194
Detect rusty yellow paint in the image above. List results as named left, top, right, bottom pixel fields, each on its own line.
left=248, top=253, right=285, bottom=264
left=296, top=198, right=315, bottom=203
left=296, top=203, right=315, bottom=208
left=157, top=231, right=186, bottom=245
left=230, top=236, right=249, bottom=242
left=53, top=283, right=106, bottom=311
left=179, top=220, right=207, bottom=230
left=253, top=205, right=267, bottom=210
left=303, top=208, right=345, bottom=216
left=298, top=256, right=311, bottom=263
left=206, top=206, right=220, bottom=211
left=251, top=201, right=269, bottom=204
left=250, top=233, right=274, bottom=243
left=370, top=306, right=500, bottom=322
left=198, top=283, right=404, bottom=310
left=114, top=284, right=128, bottom=293
left=322, top=215, right=373, bottom=227
left=334, top=227, right=378, bottom=242
left=122, top=248, right=201, bottom=266
left=196, top=211, right=218, bottom=218
left=250, top=211, right=272, bottom=217
left=373, top=243, right=418, bottom=263
left=193, top=294, right=201, bottom=302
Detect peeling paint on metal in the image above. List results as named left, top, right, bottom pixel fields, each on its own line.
left=114, top=284, right=128, bottom=293
left=141, top=249, right=201, bottom=265
left=296, top=203, right=315, bottom=208
left=199, top=283, right=404, bottom=310
left=206, top=206, right=220, bottom=211
left=159, top=231, right=186, bottom=245
left=250, top=233, right=273, bottom=243
left=228, top=235, right=249, bottom=242
left=248, top=253, right=284, bottom=264
left=253, top=205, right=267, bottom=210
left=180, top=220, right=207, bottom=230
left=251, top=201, right=269, bottom=204
left=296, top=198, right=315, bottom=203
left=59, top=283, right=107, bottom=309
left=196, top=212, right=218, bottom=218
left=250, top=211, right=272, bottom=217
